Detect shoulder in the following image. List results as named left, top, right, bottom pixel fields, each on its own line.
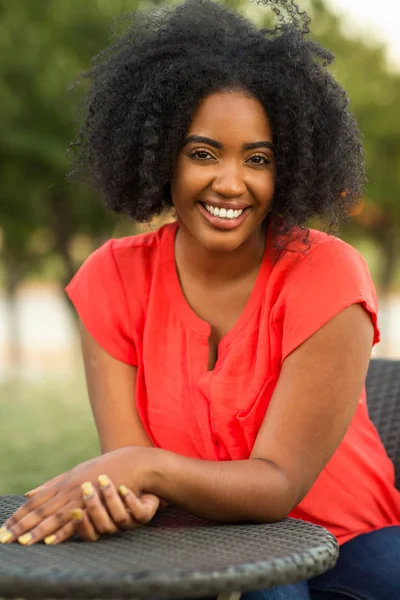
left=285, top=226, right=356, bottom=254
left=274, top=227, right=369, bottom=275
left=67, top=220, right=176, bottom=296
left=108, top=221, right=174, bottom=260
left=90, top=221, right=176, bottom=279
left=268, top=225, right=378, bottom=322
left=268, top=228, right=380, bottom=360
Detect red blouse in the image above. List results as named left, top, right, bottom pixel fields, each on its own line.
left=66, top=220, right=400, bottom=545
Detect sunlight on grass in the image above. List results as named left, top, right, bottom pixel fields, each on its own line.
left=0, top=372, right=99, bottom=495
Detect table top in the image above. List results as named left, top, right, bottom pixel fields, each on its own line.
left=0, top=495, right=338, bottom=599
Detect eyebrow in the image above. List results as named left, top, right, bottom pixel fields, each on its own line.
left=183, top=135, right=274, bottom=152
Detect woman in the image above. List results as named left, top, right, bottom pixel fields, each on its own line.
left=1, top=0, right=399, bottom=597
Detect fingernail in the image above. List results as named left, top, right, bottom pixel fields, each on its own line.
left=118, top=485, right=129, bottom=497
left=71, top=508, right=83, bottom=522
left=18, top=533, right=33, bottom=545
left=0, top=525, right=7, bottom=535
left=0, top=529, right=12, bottom=543
left=97, top=474, right=110, bottom=489
left=24, top=490, right=36, bottom=498
left=44, top=535, right=56, bottom=545
left=81, top=481, right=94, bottom=499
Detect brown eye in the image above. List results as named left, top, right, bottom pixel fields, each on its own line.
left=248, top=155, right=271, bottom=166
left=189, top=150, right=214, bottom=160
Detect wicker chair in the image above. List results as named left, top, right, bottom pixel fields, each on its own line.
left=366, top=358, right=400, bottom=490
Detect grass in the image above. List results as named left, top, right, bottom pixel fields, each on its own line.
left=0, top=372, right=99, bottom=495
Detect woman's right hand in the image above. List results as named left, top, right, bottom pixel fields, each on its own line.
left=70, top=475, right=163, bottom=542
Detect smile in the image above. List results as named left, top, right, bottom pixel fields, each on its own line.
left=204, top=204, right=244, bottom=219
left=197, top=202, right=251, bottom=230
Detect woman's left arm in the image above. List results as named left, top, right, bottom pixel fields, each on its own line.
left=148, top=303, right=375, bottom=520
left=1, top=303, right=373, bottom=542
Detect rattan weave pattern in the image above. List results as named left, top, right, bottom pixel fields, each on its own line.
left=0, top=496, right=338, bottom=599
left=366, top=358, right=400, bottom=490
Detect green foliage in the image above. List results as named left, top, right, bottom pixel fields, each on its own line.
left=309, top=0, right=400, bottom=217
left=0, top=0, right=143, bottom=286
left=0, top=0, right=399, bottom=292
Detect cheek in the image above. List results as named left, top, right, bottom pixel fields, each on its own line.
left=171, top=162, right=208, bottom=199
left=251, top=171, right=276, bottom=199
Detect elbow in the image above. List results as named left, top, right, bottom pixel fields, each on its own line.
left=251, top=458, right=300, bottom=522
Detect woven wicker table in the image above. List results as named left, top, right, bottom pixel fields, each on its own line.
left=0, top=495, right=338, bottom=599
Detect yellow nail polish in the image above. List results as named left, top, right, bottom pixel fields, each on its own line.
left=0, top=529, right=12, bottom=543
left=44, top=535, right=56, bottom=545
left=97, top=474, right=109, bottom=489
left=118, top=485, right=129, bottom=497
left=81, top=481, right=94, bottom=498
left=18, top=533, right=33, bottom=545
left=0, top=525, right=7, bottom=535
left=71, top=509, right=83, bottom=521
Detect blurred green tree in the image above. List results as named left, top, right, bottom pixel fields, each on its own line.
left=0, top=0, right=399, bottom=370
left=306, top=0, right=400, bottom=293
left=0, top=0, right=140, bottom=367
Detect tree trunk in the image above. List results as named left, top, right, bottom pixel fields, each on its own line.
left=373, top=223, right=400, bottom=358
left=4, top=259, right=23, bottom=375
left=378, top=225, right=400, bottom=296
left=48, top=193, right=78, bottom=319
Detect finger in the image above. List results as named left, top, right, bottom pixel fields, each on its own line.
left=140, top=493, right=162, bottom=517
left=3, top=488, right=56, bottom=530
left=97, top=475, right=134, bottom=530
left=119, top=486, right=160, bottom=524
left=15, top=503, right=78, bottom=546
left=42, top=520, right=76, bottom=546
left=81, top=481, right=118, bottom=535
left=1, top=488, right=62, bottom=543
left=25, top=472, right=69, bottom=499
left=71, top=508, right=99, bottom=542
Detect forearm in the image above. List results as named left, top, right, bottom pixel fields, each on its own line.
left=144, top=449, right=294, bottom=523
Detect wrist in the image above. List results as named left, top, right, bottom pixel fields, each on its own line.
left=137, top=446, right=171, bottom=497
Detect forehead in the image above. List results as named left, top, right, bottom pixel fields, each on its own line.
left=188, top=91, right=273, bottom=139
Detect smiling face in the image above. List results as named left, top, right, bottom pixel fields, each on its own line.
left=170, top=90, right=276, bottom=254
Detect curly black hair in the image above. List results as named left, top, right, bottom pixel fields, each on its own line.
left=69, top=0, right=365, bottom=256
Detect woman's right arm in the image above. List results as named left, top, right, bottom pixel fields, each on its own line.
left=80, top=321, right=153, bottom=454
left=80, top=321, right=169, bottom=520
left=27, top=321, right=162, bottom=514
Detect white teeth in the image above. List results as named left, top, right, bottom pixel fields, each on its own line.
left=205, top=204, right=244, bottom=219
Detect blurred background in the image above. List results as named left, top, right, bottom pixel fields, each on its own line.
left=0, top=0, right=399, bottom=494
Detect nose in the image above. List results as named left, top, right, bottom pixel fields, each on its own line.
left=211, top=161, right=247, bottom=197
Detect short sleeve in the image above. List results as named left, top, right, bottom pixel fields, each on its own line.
left=273, top=239, right=381, bottom=363
left=65, top=240, right=138, bottom=366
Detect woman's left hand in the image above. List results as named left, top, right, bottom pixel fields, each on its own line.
left=0, top=446, right=154, bottom=545
left=68, top=476, right=161, bottom=544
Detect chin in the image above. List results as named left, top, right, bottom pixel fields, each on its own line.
left=198, top=228, right=248, bottom=254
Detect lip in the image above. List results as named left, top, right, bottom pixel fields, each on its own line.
left=197, top=201, right=251, bottom=230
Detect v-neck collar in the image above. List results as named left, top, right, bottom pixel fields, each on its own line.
left=162, top=220, right=272, bottom=351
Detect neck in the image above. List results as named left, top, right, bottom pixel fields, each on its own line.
left=174, top=221, right=268, bottom=286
